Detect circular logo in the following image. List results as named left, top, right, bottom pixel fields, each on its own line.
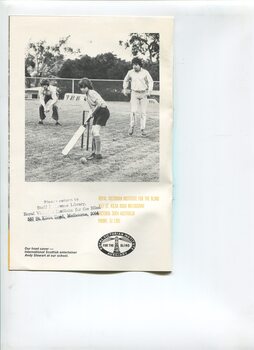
left=98, top=232, right=136, bottom=257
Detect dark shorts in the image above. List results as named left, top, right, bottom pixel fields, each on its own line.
left=93, top=107, right=110, bottom=126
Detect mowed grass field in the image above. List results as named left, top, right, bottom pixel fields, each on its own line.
left=25, top=100, right=159, bottom=182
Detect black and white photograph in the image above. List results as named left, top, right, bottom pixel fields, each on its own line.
left=9, top=15, right=172, bottom=272
left=25, top=22, right=160, bottom=182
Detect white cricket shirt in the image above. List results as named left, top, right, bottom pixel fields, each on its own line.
left=123, top=68, right=154, bottom=92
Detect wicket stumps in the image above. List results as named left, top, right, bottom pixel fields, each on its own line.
left=86, top=120, right=90, bottom=151
left=81, top=111, right=90, bottom=151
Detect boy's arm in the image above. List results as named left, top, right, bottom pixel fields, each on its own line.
left=84, top=109, right=98, bottom=127
left=146, top=71, right=154, bottom=95
left=39, top=88, right=46, bottom=108
left=84, top=109, right=94, bottom=124
left=85, top=103, right=101, bottom=125
left=46, top=87, right=58, bottom=108
left=123, top=71, right=131, bottom=95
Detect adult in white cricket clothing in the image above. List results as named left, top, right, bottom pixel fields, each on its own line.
left=123, top=57, right=154, bottom=136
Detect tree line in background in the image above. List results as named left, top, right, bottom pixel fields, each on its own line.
left=57, top=53, right=159, bottom=80
left=25, top=34, right=160, bottom=81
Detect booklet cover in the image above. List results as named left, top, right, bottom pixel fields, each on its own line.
left=9, top=16, right=173, bottom=271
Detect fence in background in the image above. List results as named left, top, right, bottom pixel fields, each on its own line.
left=25, top=77, right=160, bottom=102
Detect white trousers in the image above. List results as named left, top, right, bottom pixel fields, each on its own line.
left=130, top=91, right=148, bottom=130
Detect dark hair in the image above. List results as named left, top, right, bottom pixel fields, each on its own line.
left=27, top=61, right=35, bottom=68
left=40, top=79, right=50, bottom=86
left=78, top=78, right=94, bottom=90
left=132, top=57, right=143, bottom=67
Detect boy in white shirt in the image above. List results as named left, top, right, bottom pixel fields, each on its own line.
left=38, top=79, right=61, bottom=125
left=123, top=57, right=153, bottom=136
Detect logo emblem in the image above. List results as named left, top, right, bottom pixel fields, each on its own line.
left=98, top=232, right=136, bottom=257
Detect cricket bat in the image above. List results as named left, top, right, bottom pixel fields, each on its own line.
left=62, top=125, right=86, bottom=155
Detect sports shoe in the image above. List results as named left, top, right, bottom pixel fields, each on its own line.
left=55, top=121, right=61, bottom=126
left=38, top=120, right=43, bottom=125
left=141, top=129, right=147, bottom=136
left=128, top=126, right=134, bottom=136
left=95, top=154, right=103, bottom=159
left=87, top=153, right=95, bottom=160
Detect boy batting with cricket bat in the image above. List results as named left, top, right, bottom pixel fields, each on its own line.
left=79, top=78, right=110, bottom=161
